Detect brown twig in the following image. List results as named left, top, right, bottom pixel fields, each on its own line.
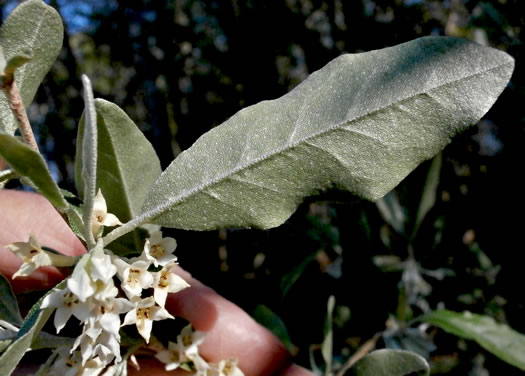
left=5, top=80, right=39, bottom=151
left=336, top=333, right=381, bottom=376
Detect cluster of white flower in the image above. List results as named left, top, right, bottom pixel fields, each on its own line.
left=154, top=324, right=244, bottom=376
left=7, top=191, right=243, bottom=376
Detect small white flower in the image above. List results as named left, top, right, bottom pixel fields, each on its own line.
left=153, top=264, right=190, bottom=307
left=89, top=244, right=117, bottom=284
left=178, top=324, right=206, bottom=358
left=93, top=330, right=121, bottom=365
left=115, top=259, right=154, bottom=298
left=96, top=298, right=135, bottom=337
left=41, top=287, right=92, bottom=333
left=122, top=297, right=174, bottom=343
left=6, top=235, right=52, bottom=278
left=72, top=317, right=102, bottom=365
left=67, top=256, right=96, bottom=303
left=155, top=341, right=187, bottom=371
left=214, top=359, right=244, bottom=376
left=91, top=189, right=122, bottom=238
left=143, top=231, right=178, bottom=267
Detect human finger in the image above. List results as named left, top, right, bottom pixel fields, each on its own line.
left=0, top=190, right=86, bottom=292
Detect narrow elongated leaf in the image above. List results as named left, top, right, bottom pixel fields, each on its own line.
left=81, top=75, right=98, bottom=247
left=410, top=153, right=442, bottom=240
left=0, top=273, right=22, bottom=326
left=322, top=295, right=335, bottom=375
left=0, top=134, right=68, bottom=209
left=132, top=37, right=513, bottom=232
left=349, top=349, right=429, bottom=376
left=252, top=305, right=295, bottom=354
left=75, top=99, right=161, bottom=253
left=421, top=309, right=525, bottom=370
left=0, top=0, right=63, bottom=135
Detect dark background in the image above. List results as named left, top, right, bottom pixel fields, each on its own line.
left=1, top=0, right=524, bottom=374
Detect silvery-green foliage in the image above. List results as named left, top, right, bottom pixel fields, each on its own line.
left=104, top=36, right=513, bottom=245
left=0, top=0, right=63, bottom=135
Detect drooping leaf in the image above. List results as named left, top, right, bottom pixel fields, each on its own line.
left=252, top=305, right=295, bottom=354
left=0, top=279, right=65, bottom=375
left=0, top=0, right=63, bottom=135
left=122, top=37, right=513, bottom=234
left=0, top=273, right=22, bottom=326
left=349, top=349, right=430, bottom=376
left=75, top=99, right=161, bottom=253
left=0, top=134, right=68, bottom=210
left=376, top=191, right=406, bottom=236
left=410, top=152, right=442, bottom=240
left=421, top=309, right=525, bottom=371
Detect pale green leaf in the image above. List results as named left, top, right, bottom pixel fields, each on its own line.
left=31, top=331, right=74, bottom=350
left=0, top=339, right=12, bottom=354
left=119, top=37, right=513, bottom=235
left=421, top=309, right=525, bottom=371
left=0, top=279, right=65, bottom=375
left=322, top=295, right=335, bottom=375
left=0, top=134, right=68, bottom=209
left=349, top=349, right=429, bottom=376
left=0, top=0, right=63, bottom=135
left=0, top=273, right=22, bottom=326
left=75, top=99, right=161, bottom=253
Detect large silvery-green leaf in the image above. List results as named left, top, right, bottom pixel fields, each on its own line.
left=0, top=0, right=63, bottom=135
left=348, top=349, right=430, bottom=376
left=115, top=37, right=513, bottom=235
left=75, top=99, right=162, bottom=222
left=422, top=310, right=525, bottom=370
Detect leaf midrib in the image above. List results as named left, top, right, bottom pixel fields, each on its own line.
left=115, top=60, right=511, bottom=234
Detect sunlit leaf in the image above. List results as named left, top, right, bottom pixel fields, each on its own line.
left=0, top=134, right=68, bottom=210
left=123, top=37, right=512, bottom=234
left=421, top=309, right=525, bottom=371
left=349, top=349, right=430, bottom=376
left=0, top=273, right=22, bottom=326
left=0, top=0, right=63, bottom=135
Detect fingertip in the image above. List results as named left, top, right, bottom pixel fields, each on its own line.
left=165, top=271, right=291, bottom=376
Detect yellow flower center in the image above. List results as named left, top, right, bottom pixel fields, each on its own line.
left=158, top=271, right=169, bottom=289
left=150, top=244, right=165, bottom=258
